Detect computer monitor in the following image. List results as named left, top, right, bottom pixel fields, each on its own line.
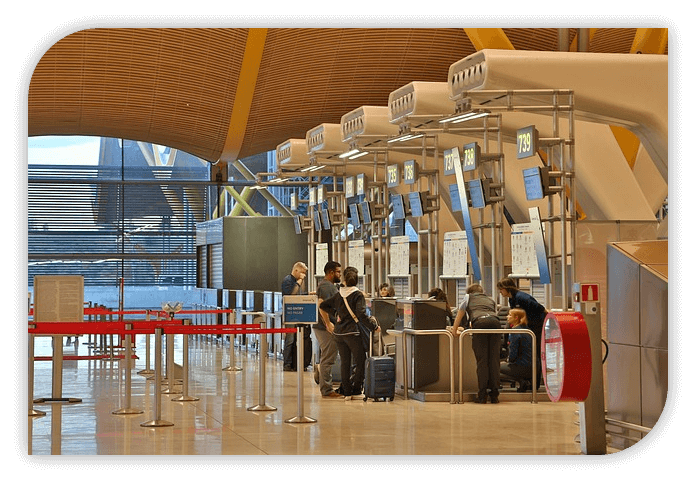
left=349, top=203, right=361, bottom=227
left=372, top=298, right=397, bottom=331
left=467, top=179, right=488, bottom=209
left=391, top=193, right=406, bottom=220
left=408, top=191, right=424, bottom=217
left=360, top=200, right=372, bottom=224
left=320, top=208, right=332, bottom=230
left=293, top=215, right=302, bottom=234
left=523, top=166, right=546, bottom=201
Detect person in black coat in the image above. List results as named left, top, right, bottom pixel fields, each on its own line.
left=319, top=266, right=379, bottom=400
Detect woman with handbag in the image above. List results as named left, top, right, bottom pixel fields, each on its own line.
left=319, top=266, right=379, bottom=400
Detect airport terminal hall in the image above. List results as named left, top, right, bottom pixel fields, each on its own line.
left=24, top=28, right=670, bottom=458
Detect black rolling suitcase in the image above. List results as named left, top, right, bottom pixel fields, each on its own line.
left=363, top=332, right=396, bottom=402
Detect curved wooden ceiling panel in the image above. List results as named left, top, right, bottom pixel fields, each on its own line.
left=28, top=27, right=666, bottom=164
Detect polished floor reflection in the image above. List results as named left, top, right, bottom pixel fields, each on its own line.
left=28, top=333, right=587, bottom=456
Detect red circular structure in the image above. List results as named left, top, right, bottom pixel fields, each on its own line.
left=541, top=312, right=592, bottom=402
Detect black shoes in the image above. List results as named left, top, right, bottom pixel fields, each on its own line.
left=474, top=393, right=499, bottom=403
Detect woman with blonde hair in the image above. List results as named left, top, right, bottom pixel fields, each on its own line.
left=500, top=308, right=534, bottom=392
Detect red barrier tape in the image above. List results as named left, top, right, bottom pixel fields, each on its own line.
left=27, top=308, right=239, bottom=317
left=28, top=321, right=293, bottom=336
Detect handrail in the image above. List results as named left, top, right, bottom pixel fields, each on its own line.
left=458, top=328, right=538, bottom=404
left=400, top=328, right=456, bottom=404
left=605, top=417, right=651, bottom=434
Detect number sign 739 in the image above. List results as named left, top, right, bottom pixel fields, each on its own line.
left=517, top=125, right=538, bottom=159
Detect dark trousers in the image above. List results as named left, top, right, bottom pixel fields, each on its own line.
left=471, top=317, right=501, bottom=397
left=335, top=334, right=366, bottom=396
left=283, top=326, right=311, bottom=370
left=500, top=362, right=533, bottom=385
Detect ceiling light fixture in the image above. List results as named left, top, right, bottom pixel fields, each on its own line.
left=439, top=110, right=489, bottom=124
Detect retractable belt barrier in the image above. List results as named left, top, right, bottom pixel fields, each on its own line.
left=28, top=313, right=297, bottom=428
left=28, top=321, right=261, bottom=336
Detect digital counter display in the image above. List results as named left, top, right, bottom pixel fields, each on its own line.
left=360, top=201, right=372, bottom=224
left=349, top=203, right=361, bottom=227
left=462, top=142, right=480, bottom=172
left=467, top=179, right=487, bottom=209
left=517, top=125, right=539, bottom=159
left=387, top=164, right=400, bottom=188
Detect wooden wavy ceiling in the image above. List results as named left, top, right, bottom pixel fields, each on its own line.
left=28, top=28, right=659, bottom=163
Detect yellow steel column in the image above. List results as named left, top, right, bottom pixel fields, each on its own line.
left=219, top=28, right=268, bottom=163
left=463, top=28, right=514, bottom=50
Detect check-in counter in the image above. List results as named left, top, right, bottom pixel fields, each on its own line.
left=368, top=297, right=398, bottom=355
left=392, top=299, right=480, bottom=402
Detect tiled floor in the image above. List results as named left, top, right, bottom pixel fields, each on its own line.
left=27, top=333, right=587, bottom=456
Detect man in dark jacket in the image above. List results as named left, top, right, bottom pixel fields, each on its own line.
left=281, top=261, right=310, bottom=371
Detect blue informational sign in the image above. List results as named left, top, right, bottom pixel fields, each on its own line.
left=449, top=184, right=462, bottom=212
left=283, top=295, right=318, bottom=325
left=523, top=167, right=545, bottom=201
left=447, top=146, right=482, bottom=281
left=349, top=203, right=361, bottom=226
left=528, top=207, right=551, bottom=284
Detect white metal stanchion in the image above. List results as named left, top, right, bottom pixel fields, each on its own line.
left=113, top=323, right=144, bottom=415
left=137, top=310, right=154, bottom=376
left=222, top=309, right=242, bottom=372
left=248, top=318, right=276, bottom=412
left=162, top=330, right=182, bottom=395
left=172, top=320, right=199, bottom=402
left=140, top=328, right=174, bottom=428
left=284, top=325, right=316, bottom=424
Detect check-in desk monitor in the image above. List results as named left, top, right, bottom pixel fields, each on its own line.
left=395, top=299, right=448, bottom=391
left=371, top=298, right=398, bottom=331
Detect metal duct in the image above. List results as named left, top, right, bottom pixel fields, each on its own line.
left=276, top=139, right=311, bottom=170
left=306, top=123, right=347, bottom=158
left=389, top=81, right=456, bottom=124
left=341, top=106, right=400, bottom=143
left=447, top=49, right=668, bottom=182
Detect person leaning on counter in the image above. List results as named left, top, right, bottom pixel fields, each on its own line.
left=448, top=284, right=501, bottom=404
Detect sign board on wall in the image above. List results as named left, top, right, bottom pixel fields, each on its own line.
left=389, top=235, right=410, bottom=276
left=348, top=240, right=365, bottom=276
left=442, top=231, right=468, bottom=277
left=283, top=295, right=318, bottom=325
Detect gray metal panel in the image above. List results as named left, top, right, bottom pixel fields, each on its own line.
left=640, top=347, right=668, bottom=428
left=220, top=216, right=308, bottom=292
left=277, top=216, right=310, bottom=289
left=244, top=217, right=279, bottom=291
left=639, top=265, right=668, bottom=350
left=606, top=343, right=642, bottom=449
left=607, top=245, right=641, bottom=346
left=210, top=243, right=223, bottom=289
left=222, top=216, right=248, bottom=289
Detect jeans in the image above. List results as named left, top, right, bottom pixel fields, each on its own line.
left=314, top=328, right=338, bottom=396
